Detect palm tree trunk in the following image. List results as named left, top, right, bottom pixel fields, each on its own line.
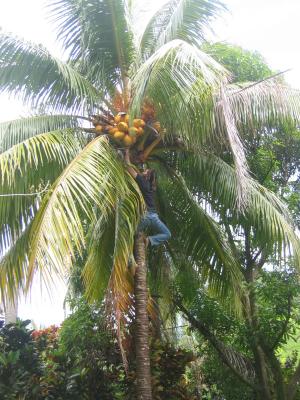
left=134, top=233, right=152, bottom=400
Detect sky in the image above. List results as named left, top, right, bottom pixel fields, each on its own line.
left=0, top=0, right=299, bottom=327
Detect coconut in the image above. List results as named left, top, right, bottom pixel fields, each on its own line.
left=118, top=122, right=128, bottom=132
left=123, top=135, right=134, bottom=146
left=114, top=130, right=125, bottom=140
left=128, top=127, right=138, bottom=137
left=109, top=127, right=118, bottom=135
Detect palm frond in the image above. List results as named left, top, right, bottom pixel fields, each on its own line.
left=25, top=137, right=124, bottom=287
left=177, top=152, right=300, bottom=265
left=131, top=39, right=228, bottom=146
left=49, top=0, right=135, bottom=94
left=83, top=170, right=145, bottom=316
left=107, top=181, right=144, bottom=314
left=0, top=223, right=31, bottom=301
left=82, top=212, right=116, bottom=302
left=156, top=169, right=243, bottom=310
left=216, top=86, right=250, bottom=207
left=0, top=32, right=102, bottom=113
left=131, top=39, right=254, bottom=207
left=227, top=80, right=300, bottom=132
left=0, top=137, right=126, bottom=300
left=0, top=130, right=81, bottom=242
left=0, top=114, right=84, bottom=151
left=139, top=0, right=225, bottom=59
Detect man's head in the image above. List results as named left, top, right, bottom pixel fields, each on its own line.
left=141, top=167, right=156, bottom=190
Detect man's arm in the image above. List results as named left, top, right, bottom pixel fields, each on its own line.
left=124, top=149, right=138, bottom=178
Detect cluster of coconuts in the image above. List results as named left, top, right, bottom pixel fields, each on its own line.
left=93, top=112, right=146, bottom=147
left=109, top=113, right=145, bottom=146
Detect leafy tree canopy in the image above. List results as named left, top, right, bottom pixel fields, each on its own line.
left=202, top=42, right=273, bottom=82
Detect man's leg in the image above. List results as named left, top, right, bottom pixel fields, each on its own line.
left=148, top=213, right=171, bottom=246
left=137, top=212, right=151, bottom=233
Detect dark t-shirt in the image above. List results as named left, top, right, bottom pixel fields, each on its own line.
left=135, top=174, right=156, bottom=212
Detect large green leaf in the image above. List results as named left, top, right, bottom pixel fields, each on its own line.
left=227, top=80, right=300, bottom=131
left=139, top=0, right=225, bottom=59
left=0, top=130, right=82, bottom=250
left=131, top=39, right=228, bottom=146
left=83, top=171, right=144, bottom=308
left=0, top=223, right=31, bottom=301
left=156, top=169, right=243, bottom=309
left=0, top=33, right=101, bottom=113
left=49, top=0, right=135, bottom=94
left=0, top=137, right=145, bottom=303
left=131, top=39, right=253, bottom=206
left=0, top=114, right=84, bottom=151
left=176, top=152, right=300, bottom=265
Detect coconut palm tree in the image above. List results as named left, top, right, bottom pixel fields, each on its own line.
left=1, top=1, right=300, bottom=398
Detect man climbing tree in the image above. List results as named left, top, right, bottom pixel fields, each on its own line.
left=124, top=148, right=171, bottom=247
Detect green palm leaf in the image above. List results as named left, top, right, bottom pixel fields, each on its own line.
left=227, top=80, right=300, bottom=131
left=131, top=39, right=228, bottom=144
left=49, top=0, right=135, bottom=94
left=0, top=114, right=85, bottom=151
left=107, top=181, right=144, bottom=314
left=131, top=39, right=252, bottom=206
left=178, top=152, right=300, bottom=264
left=83, top=171, right=144, bottom=318
left=0, top=33, right=101, bottom=113
left=0, top=223, right=31, bottom=301
left=0, top=130, right=82, bottom=251
left=82, top=212, right=116, bottom=302
left=0, top=137, right=145, bottom=304
left=156, top=170, right=243, bottom=309
left=25, top=137, right=118, bottom=285
left=139, top=0, right=225, bottom=59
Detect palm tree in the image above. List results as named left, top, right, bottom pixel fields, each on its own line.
left=1, top=1, right=300, bottom=398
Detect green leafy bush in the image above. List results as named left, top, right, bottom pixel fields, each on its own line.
left=0, top=319, right=42, bottom=399
left=0, top=300, right=195, bottom=399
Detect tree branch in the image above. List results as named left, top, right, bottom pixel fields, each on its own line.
left=141, top=136, right=162, bottom=161
left=174, top=298, right=258, bottom=391
left=271, top=294, right=292, bottom=351
left=256, top=251, right=268, bottom=270
left=231, top=69, right=291, bottom=96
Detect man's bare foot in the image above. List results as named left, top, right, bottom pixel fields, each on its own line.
left=128, top=256, right=137, bottom=277
left=130, top=262, right=137, bottom=277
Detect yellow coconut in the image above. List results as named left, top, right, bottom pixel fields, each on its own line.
left=125, top=114, right=130, bottom=123
left=133, top=119, right=141, bottom=128
left=114, top=130, right=125, bottom=140
left=123, top=135, right=134, bottom=146
left=114, top=114, right=122, bottom=124
left=95, top=125, right=102, bottom=132
left=128, top=127, right=138, bottom=137
left=109, top=127, right=118, bottom=135
left=118, top=121, right=128, bottom=132
left=137, top=127, right=144, bottom=136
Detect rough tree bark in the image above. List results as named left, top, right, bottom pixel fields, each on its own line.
left=134, top=233, right=152, bottom=400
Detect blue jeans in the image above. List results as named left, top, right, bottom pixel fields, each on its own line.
left=138, top=212, right=171, bottom=246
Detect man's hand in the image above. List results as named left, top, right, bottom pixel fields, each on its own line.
left=124, top=149, right=137, bottom=178
left=124, top=148, right=130, bottom=164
